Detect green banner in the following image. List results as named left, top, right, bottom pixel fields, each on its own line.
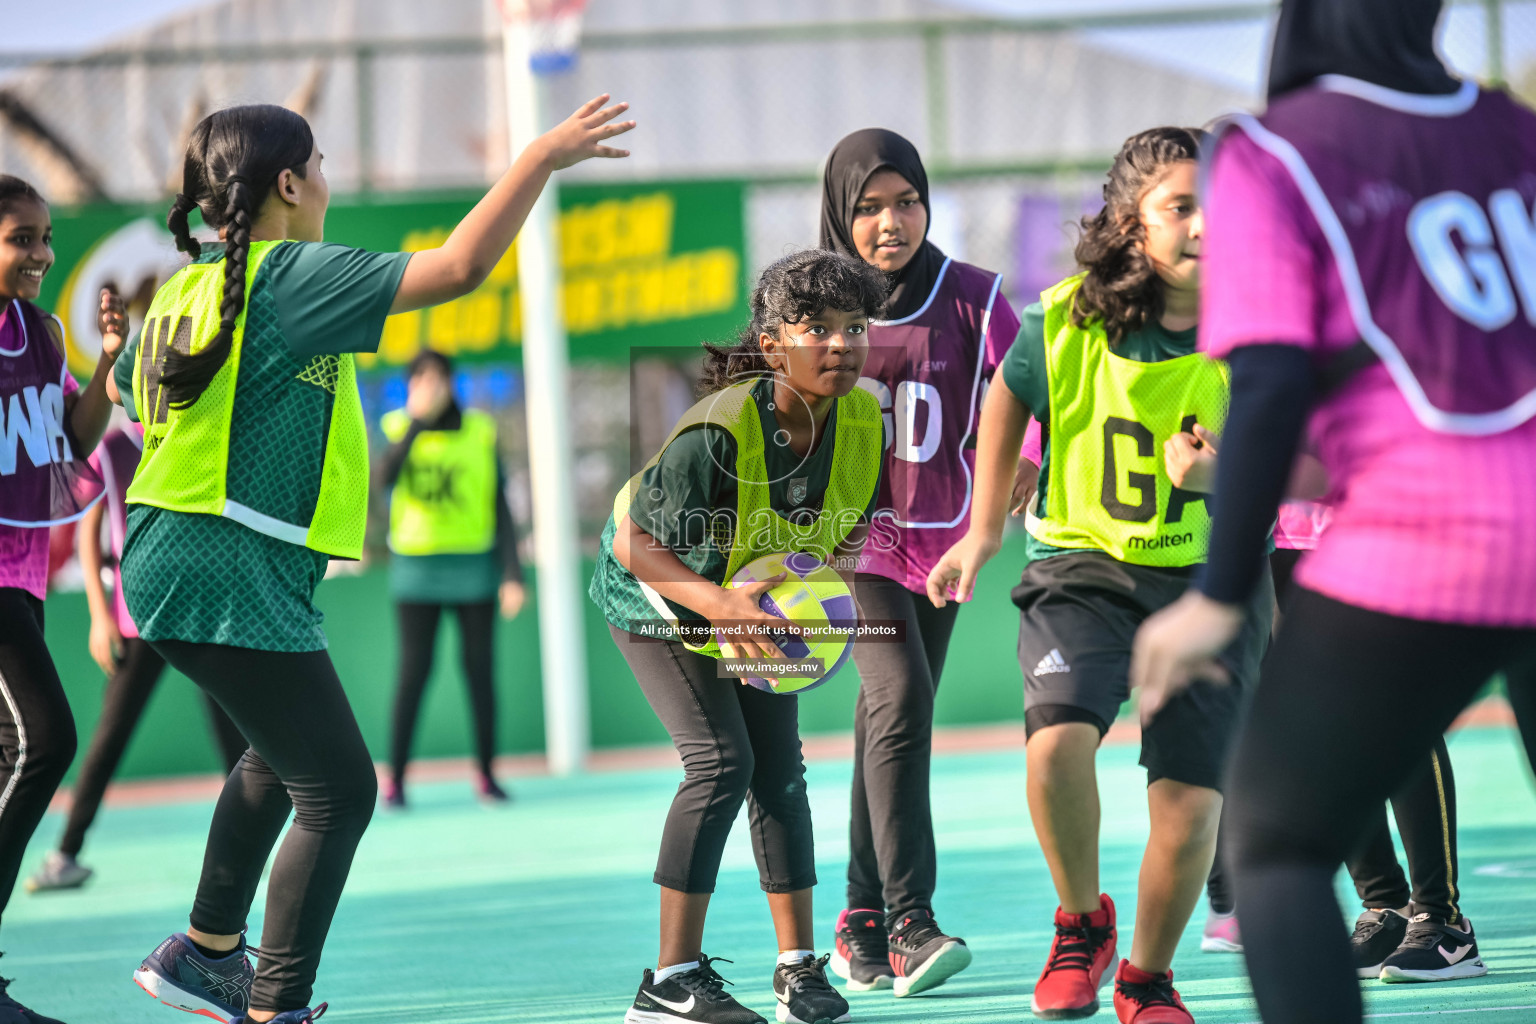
left=40, top=180, right=747, bottom=374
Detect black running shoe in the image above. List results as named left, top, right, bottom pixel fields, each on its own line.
left=1379, top=914, right=1488, bottom=983
left=830, top=908, right=894, bottom=991
left=133, top=932, right=253, bottom=1022
left=887, top=909, right=971, bottom=997
left=624, top=956, right=766, bottom=1024
left=1350, top=909, right=1409, bottom=979
left=773, top=954, right=850, bottom=1024
left=0, top=965, right=67, bottom=1024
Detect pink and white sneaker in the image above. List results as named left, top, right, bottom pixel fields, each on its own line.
left=1200, top=905, right=1243, bottom=954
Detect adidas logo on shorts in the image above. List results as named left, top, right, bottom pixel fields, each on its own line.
left=1034, top=648, right=1070, bottom=676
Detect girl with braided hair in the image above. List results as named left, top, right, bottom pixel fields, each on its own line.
left=111, top=96, right=633, bottom=1024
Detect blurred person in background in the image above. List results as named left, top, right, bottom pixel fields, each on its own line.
left=26, top=419, right=247, bottom=895
left=378, top=348, right=525, bottom=808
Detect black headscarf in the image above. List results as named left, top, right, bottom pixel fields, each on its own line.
left=1267, top=0, right=1458, bottom=100
left=819, top=128, right=947, bottom=321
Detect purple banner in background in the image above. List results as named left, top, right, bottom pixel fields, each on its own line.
left=1012, top=190, right=1105, bottom=301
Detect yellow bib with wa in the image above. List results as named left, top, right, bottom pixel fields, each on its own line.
left=1026, top=275, right=1229, bottom=567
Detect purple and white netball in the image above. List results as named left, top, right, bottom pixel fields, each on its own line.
left=725, top=551, right=858, bottom=695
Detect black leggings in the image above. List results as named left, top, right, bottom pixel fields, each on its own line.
left=610, top=624, right=816, bottom=894
left=151, top=640, right=377, bottom=1013
left=845, top=575, right=959, bottom=923
left=391, top=601, right=497, bottom=784
left=1226, top=587, right=1536, bottom=1024
left=60, top=637, right=246, bottom=858
left=0, top=588, right=78, bottom=922
left=1207, top=549, right=1464, bottom=922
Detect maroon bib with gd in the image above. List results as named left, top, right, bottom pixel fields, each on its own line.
left=1221, top=77, right=1536, bottom=434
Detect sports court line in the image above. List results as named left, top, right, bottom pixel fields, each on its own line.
left=1234, top=1006, right=1536, bottom=1023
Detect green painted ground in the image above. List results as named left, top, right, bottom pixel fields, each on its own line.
left=12, top=727, right=1536, bottom=1022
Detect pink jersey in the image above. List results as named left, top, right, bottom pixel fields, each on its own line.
left=855, top=258, right=1022, bottom=595
left=88, top=426, right=144, bottom=636
left=0, top=300, right=88, bottom=600
left=1203, top=84, right=1536, bottom=625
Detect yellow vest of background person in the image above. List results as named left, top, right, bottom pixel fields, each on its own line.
left=612, top=378, right=882, bottom=656
left=381, top=407, right=499, bottom=556
left=1026, top=274, right=1229, bottom=568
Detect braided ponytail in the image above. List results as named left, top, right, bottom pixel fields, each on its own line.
left=157, top=103, right=314, bottom=408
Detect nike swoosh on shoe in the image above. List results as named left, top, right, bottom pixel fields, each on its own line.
left=644, top=990, right=696, bottom=1013
left=1439, top=944, right=1474, bottom=965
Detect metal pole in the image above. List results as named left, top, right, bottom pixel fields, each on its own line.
left=923, top=26, right=949, bottom=173
left=1484, top=0, right=1505, bottom=87
left=500, top=15, right=590, bottom=776
left=355, top=45, right=374, bottom=195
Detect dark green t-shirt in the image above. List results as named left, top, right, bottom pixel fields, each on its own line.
left=117, top=240, right=411, bottom=650
left=1000, top=301, right=1199, bottom=565
left=589, top=378, right=880, bottom=636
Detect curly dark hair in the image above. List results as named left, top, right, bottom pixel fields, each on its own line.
left=698, top=249, right=886, bottom=395
left=1072, top=126, right=1204, bottom=346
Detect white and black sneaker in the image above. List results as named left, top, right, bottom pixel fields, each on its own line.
left=772, top=954, right=851, bottom=1024
left=1379, top=914, right=1488, bottom=983
left=624, top=956, right=766, bottom=1024
left=1350, top=909, right=1409, bottom=979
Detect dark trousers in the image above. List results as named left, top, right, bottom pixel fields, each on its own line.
left=152, top=640, right=377, bottom=1013
left=0, top=589, right=77, bottom=921
left=390, top=600, right=497, bottom=783
left=1226, top=588, right=1536, bottom=1024
left=60, top=637, right=246, bottom=857
left=845, top=575, right=959, bottom=924
left=611, top=624, right=816, bottom=894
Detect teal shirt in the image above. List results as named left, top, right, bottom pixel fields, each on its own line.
left=1000, top=301, right=1200, bottom=566
left=589, top=378, right=880, bottom=636
left=116, top=240, right=411, bottom=651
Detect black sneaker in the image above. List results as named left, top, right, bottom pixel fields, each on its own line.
left=887, top=909, right=971, bottom=997
left=773, top=954, right=851, bottom=1024
left=1379, top=914, right=1488, bottom=983
left=624, top=956, right=766, bottom=1024
left=830, top=909, right=894, bottom=991
left=0, top=965, right=67, bottom=1024
left=1350, top=909, right=1409, bottom=979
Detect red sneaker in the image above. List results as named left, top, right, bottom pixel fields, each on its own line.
left=1113, top=960, right=1193, bottom=1023
left=1030, top=894, right=1117, bottom=1019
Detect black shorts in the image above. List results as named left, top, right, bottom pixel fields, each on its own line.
left=1012, top=550, right=1274, bottom=791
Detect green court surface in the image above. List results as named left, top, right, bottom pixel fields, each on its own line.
left=14, top=726, right=1536, bottom=1023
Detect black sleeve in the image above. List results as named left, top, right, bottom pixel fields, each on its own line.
left=494, top=465, right=524, bottom=584
left=379, top=420, right=425, bottom=488
left=1195, top=345, right=1315, bottom=604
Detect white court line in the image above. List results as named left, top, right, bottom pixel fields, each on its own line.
left=1233, top=1006, right=1536, bottom=1023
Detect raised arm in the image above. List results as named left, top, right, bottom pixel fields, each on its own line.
left=389, top=95, right=633, bottom=314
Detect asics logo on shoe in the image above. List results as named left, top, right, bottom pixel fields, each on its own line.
left=643, top=990, right=695, bottom=1013
left=185, top=957, right=250, bottom=1006
left=1035, top=649, right=1070, bottom=676
left=1439, top=943, right=1474, bottom=965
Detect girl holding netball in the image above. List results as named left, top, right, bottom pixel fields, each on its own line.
left=817, top=128, right=1027, bottom=997
left=929, top=128, right=1275, bottom=1023
left=590, top=248, right=885, bottom=1024
left=0, top=173, right=126, bottom=1024
left=111, top=96, right=632, bottom=1024
left=1131, top=0, right=1536, bottom=1020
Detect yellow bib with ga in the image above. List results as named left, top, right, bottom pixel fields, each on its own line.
left=1026, top=274, right=1229, bottom=567
left=612, top=378, right=882, bottom=656
left=381, top=408, right=498, bottom=556
left=126, top=239, right=371, bottom=559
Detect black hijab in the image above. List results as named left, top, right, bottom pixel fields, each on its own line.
left=819, top=128, right=947, bottom=321
left=1267, top=0, right=1458, bottom=100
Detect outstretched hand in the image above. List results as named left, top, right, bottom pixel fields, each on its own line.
left=97, top=288, right=128, bottom=362
left=540, top=94, right=635, bottom=170
left=1129, top=590, right=1243, bottom=725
